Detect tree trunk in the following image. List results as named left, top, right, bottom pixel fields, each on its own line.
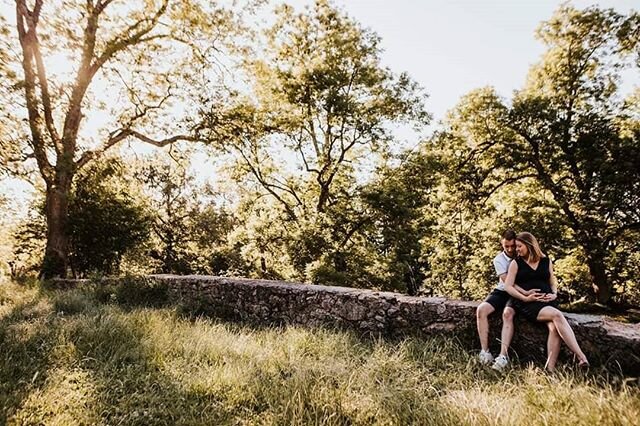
left=571, top=226, right=614, bottom=305
left=40, top=181, right=71, bottom=279
left=316, top=186, right=329, bottom=213
left=586, top=254, right=611, bottom=305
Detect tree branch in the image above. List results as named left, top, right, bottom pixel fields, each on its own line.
left=31, top=32, right=61, bottom=153
left=89, top=1, right=169, bottom=76
left=15, top=0, right=54, bottom=184
left=76, top=129, right=199, bottom=169
left=480, top=173, right=538, bottom=204
left=235, top=148, right=298, bottom=221
left=604, top=222, right=640, bottom=245
left=514, top=128, right=583, bottom=232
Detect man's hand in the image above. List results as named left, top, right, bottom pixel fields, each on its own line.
left=523, top=288, right=541, bottom=296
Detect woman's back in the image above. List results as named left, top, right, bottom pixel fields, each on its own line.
left=515, top=257, right=552, bottom=293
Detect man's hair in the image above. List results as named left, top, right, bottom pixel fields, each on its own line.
left=501, top=229, right=516, bottom=241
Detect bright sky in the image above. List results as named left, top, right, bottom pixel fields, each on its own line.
left=286, top=0, right=638, bottom=126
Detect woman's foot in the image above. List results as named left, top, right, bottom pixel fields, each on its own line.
left=544, top=359, right=556, bottom=372
left=574, top=354, right=590, bottom=369
left=578, top=359, right=590, bottom=369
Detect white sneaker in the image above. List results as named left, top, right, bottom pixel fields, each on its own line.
left=492, top=355, right=509, bottom=372
left=478, top=350, right=494, bottom=365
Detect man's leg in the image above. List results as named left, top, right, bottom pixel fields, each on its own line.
left=476, top=301, right=496, bottom=352
left=497, top=306, right=515, bottom=357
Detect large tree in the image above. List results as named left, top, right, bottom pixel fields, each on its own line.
left=440, top=6, right=640, bottom=304
left=359, top=152, right=438, bottom=294
left=197, top=0, right=429, bottom=282
left=4, top=0, right=240, bottom=277
left=200, top=0, right=428, bottom=218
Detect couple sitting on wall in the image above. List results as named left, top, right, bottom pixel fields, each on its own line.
left=476, top=230, right=589, bottom=371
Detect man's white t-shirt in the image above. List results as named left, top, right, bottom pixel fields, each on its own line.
left=492, top=251, right=513, bottom=291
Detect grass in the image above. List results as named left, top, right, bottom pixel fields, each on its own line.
left=0, top=281, right=638, bottom=425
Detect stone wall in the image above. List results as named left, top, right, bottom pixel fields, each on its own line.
left=54, top=275, right=640, bottom=376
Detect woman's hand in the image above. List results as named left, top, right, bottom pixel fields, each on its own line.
left=524, top=291, right=545, bottom=302
left=541, top=293, right=557, bottom=302
left=523, top=288, right=541, bottom=296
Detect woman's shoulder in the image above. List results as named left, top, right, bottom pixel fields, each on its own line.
left=505, top=259, right=519, bottom=280
left=512, top=257, right=524, bottom=271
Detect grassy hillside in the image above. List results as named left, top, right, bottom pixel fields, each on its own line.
left=0, top=281, right=638, bottom=425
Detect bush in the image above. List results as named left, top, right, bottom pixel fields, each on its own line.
left=68, top=159, right=152, bottom=276
left=92, top=276, right=170, bottom=308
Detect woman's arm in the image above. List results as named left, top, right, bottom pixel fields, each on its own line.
left=505, top=260, right=542, bottom=302
left=504, top=261, right=526, bottom=301
left=549, top=261, right=558, bottom=294
left=499, top=273, right=533, bottom=296
left=514, top=284, right=538, bottom=296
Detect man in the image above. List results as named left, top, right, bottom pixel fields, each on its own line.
left=476, top=229, right=521, bottom=371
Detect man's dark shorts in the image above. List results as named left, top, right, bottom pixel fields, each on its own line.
left=483, top=289, right=513, bottom=312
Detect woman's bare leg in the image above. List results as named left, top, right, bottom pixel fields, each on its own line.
left=545, top=321, right=561, bottom=371
left=537, top=306, right=587, bottom=363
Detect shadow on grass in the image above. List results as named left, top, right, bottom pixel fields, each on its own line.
left=69, top=309, right=470, bottom=425
left=0, top=297, right=247, bottom=423
left=0, top=296, right=59, bottom=423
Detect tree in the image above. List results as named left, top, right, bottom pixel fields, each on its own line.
left=135, top=154, right=236, bottom=275
left=200, top=0, right=427, bottom=216
left=0, top=192, right=15, bottom=277
left=359, top=152, right=438, bottom=294
left=439, top=6, right=640, bottom=304
left=197, top=0, right=428, bottom=283
left=6, top=157, right=152, bottom=278
left=0, top=13, right=22, bottom=176
left=8, top=202, right=46, bottom=279
left=4, top=0, right=240, bottom=278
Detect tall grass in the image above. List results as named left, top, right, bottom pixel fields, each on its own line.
left=0, top=282, right=638, bottom=425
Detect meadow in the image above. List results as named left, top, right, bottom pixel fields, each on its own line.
left=0, top=281, right=638, bottom=426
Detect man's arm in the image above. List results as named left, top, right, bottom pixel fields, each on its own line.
left=541, top=260, right=559, bottom=302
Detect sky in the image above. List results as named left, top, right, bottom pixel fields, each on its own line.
left=285, top=0, right=638, bottom=127
left=1, top=0, right=639, bottom=208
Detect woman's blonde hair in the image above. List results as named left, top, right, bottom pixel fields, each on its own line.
left=516, top=232, right=544, bottom=263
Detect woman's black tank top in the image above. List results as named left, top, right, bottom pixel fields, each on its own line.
left=515, top=257, right=552, bottom=293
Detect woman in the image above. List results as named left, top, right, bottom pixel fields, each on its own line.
left=504, top=232, right=589, bottom=369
